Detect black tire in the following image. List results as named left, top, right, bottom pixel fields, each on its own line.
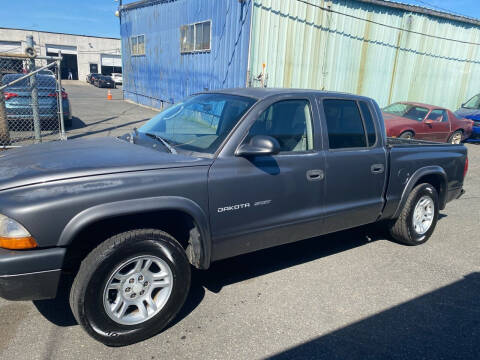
left=388, top=183, right=439, bottom=245
left=448, top=130, right=463, bottom=144
left=64, top=117, right=72, bottom=128
left=69, top=229, right=191, bottom=346
left=399, top=131, right=414, bottom=139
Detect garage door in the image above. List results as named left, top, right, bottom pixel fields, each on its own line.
left=45, top=44, right=77, bottom=55
left=0, top=41, right=22, bottom=53
left=101, top=54, right=122, bottom=67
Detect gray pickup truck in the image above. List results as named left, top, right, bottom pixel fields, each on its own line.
left=0, top=89, right=468, bottom=346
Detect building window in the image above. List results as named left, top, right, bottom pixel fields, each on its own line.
left=130, top=35, right=145, bottom=56
left=180, top=20, right=211, bottom=53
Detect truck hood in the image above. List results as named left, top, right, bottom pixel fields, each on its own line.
left=0, top=137, right=212, bottom=191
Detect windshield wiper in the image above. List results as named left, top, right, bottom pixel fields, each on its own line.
left=145, top=133, right=177, bottom=154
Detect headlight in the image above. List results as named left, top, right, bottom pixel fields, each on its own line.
left=0, top=214, right=37, bottom=249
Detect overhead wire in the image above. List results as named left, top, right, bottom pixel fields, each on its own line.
left=294, top=0, right=480, bottom=46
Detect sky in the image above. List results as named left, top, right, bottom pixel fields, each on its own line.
left=1, top=0, right=480, bottom=39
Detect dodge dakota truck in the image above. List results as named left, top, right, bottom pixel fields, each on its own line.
left=0, top=88, right=468, bottom=346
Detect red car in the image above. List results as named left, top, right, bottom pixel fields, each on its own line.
left=382, top=102, right=473, bottom=144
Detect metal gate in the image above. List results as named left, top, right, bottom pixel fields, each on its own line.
left=0, top=40, right=67, bottom=148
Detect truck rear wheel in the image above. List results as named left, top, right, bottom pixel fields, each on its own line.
left=69, top=229, right=191, bottom=346
left=388, top=183, right=439, bottom=245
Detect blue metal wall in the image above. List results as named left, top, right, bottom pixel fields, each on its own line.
left=120, top=0, right=252, bottom=108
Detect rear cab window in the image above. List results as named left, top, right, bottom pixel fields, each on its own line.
left=322, top=98, right=377, bottom=149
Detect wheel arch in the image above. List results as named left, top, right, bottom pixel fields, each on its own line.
left=59, top=196, right=212, bottom=270
left=400, top=129, right=415, bottom=137
left=392, top=166, right=448, bottom=218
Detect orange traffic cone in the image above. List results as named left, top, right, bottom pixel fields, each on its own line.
left=107, top=89, right=113, bottom=100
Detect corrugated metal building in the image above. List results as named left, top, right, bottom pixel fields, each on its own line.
left=119, top=0, right=480, bottom=110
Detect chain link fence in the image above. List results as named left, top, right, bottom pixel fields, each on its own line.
left=0, top=50, right=68, bottom=148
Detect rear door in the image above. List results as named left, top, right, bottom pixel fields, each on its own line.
left=424, top=109, right=451, bottom=142
left=208, top=95, right=325, bottom=261
left=318, top=97, right=387, bottom=233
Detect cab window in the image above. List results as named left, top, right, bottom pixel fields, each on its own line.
left=323, top=99, right=368, bottom=149
left=246, top=100, right=313, bottom=152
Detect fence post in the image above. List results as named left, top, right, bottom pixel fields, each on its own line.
left=56, top=50, right=66, bottom=140
left=27, top=35, right=41, bottom=143
left=0, top=92, right=10, bottom=146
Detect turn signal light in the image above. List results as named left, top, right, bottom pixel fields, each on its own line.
left=0, top=236, right=37, bottom=250
left=464, top=157, right=469, bottom=178
left=4, top=92, right=18, bottom=100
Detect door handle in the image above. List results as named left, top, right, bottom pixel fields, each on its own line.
left=306, top=169, right=324, bottom=181
left=371, top=164, right=385, bottom=174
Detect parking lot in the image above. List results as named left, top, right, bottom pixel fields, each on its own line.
left=0, top=84, right=479, bottom=360
left=63, top=81, right=158, bottom=140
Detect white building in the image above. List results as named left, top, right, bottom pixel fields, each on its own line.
left=0, top=27, right=121, bottom=81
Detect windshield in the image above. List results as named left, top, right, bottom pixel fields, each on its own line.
left=383, top=103, right=429, bottom=121
left=138, top=93, right=256, bottom=154
left=463, top=94, right=480, bottom=109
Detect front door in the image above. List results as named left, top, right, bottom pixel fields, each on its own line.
left=318, top=98, right=387, bottom=234
left=208, top=97, right=325, bottom=261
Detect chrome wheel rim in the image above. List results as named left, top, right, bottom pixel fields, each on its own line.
left=412, top=195, right=434, bottom=235
left=451, top=133, right=462, bottom=144
left=103, top=255, right=173, bottom=325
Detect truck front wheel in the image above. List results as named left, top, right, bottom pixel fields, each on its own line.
left=388, top=183, right=439, bottom=245
left=69, top=229, right=191, bottom=346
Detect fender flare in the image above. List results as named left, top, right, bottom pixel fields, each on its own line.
left=58, top=196, right=212, bottom=269
left=392, top=166, right=448, bottom=218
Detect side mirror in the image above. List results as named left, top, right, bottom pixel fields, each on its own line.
left=235, top=135, right=280, bottom=157
left=425, top=119, right=434, bottom=125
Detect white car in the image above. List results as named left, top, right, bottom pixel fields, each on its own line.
left=111, top=73, right=123, bottom=85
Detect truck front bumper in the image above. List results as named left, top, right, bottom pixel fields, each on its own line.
left=0, top=247, right=66, bottom=301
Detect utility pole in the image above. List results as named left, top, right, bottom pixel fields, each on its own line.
left=0, top=90, right=10, bottom=146
left=27, top=35, right=41, bottom=143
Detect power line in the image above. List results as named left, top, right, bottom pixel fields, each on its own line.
left=295, top=0, right=480, bottom=46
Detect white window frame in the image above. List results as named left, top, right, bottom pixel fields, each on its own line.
left=130, top=34, right=145, bottom=56
left=180, top=20, right=212, bottom=54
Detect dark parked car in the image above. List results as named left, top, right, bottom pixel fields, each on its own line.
left=1, top=73, right=72, bottom=129
left=86, top=73, right=101, bottom=84
left=383, top=102, right=473, bottom=144
left=455, top=93, right=480, bottom=140
left=93, top=75, right=115, bottom=88
left=0, top=89, right=468, bottom=346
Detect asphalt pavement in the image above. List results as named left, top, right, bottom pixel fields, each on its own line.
left=0, top=83, right=478, bottom=359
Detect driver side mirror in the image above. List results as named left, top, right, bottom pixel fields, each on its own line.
left=425, top=119, right=434, bottom=125
left=235, top=135, right=280, bottom=157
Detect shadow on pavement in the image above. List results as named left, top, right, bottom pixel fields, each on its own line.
left=268, top=272, right=480, bottom=360
left=33, top=274, right=76, bottom=327
left=68, top=116, right=86, bottom=130
left=168, top=224, right=383, bottom=329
